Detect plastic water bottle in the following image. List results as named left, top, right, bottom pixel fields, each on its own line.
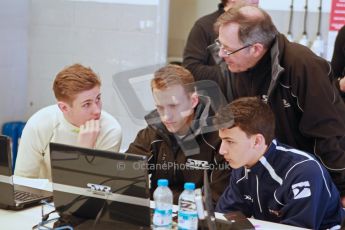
left=153, top=179, right=173, bottom=229
left=178, top=182, right=198, bottom=230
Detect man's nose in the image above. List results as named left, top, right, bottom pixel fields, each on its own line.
left=92, top=103, right=101, bottom=115
left=219, top=141, right=226, bottom=155
left=218, top=48, right=227, bottom=58
left=161, top=108, right=173, bottom=121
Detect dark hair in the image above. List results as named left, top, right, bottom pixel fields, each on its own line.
left=151, top=64, right=195, bottom=94
left=53, top=64, right=101, bottom=104
left=214, top=97, right=275, bottom=144
left=214, top=5, right=278, bottom=48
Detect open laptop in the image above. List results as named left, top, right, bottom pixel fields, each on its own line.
left=202, top=170, right=255, bottom=230
left=49, top=142, right=151, bottom=230
left=0, top=135, right=53, bottom=210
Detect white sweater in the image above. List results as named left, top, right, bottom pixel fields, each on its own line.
left=14, top=105, right=122, bottom=181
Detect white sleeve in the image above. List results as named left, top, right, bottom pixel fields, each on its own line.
left=96, top=111, right=122, bottom=152
left=14, top=122, right=45, bottom=178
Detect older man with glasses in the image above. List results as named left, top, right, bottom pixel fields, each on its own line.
left=215, top=4, right=345, bottom=206
left=182, top=0, right=259, bottom=101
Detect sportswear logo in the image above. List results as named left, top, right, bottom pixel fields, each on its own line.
left=291, top=181, right=311, bottom=199
left=269, top=209, right=282, bottom=217
left=261, top=95, right=291, bottom=108
left=243, top=194, right=253, bottom=202
left=262, top=95, right=268, bottom=103
left=282, top=99, right=291, bottom=108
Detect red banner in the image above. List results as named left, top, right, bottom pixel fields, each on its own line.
left=329, top=0, right=345, bottom=31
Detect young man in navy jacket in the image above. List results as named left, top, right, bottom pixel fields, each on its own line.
left=214, top=97, right=345, bottom=229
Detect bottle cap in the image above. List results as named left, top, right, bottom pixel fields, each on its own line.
left=184, top=182, right=195, bottom=190
left=157, top=179, right=169, bottom=187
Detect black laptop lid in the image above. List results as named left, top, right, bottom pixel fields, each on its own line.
left=50, top=142, right=151, bottom=227
left=0, top=135, right=16, bottom=206
left=0, top=135, right=12, bottom=175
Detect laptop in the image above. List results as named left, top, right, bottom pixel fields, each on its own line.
left=0, top=135, right=53, bottom=210
left=49, top=142, right=151, bottom=230
left=202, top=170, right=255, bottom=230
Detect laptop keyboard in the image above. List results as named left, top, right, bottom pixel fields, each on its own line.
left=14, top=190, right=45, bottom=202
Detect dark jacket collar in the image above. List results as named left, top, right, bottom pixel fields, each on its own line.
left=267, top=34, right=285, bottom=101
left=218, top=3, right=225, bottom=11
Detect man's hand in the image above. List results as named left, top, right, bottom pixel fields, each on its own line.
left=77, top=119, right=100, bottom=149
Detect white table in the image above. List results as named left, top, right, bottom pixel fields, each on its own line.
left=0, top=204, right=308, bottom=230
left=3, top=177, right=308, bottom=230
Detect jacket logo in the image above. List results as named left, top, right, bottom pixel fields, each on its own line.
left=262, top=95, right=268, bottom=103
left=261, top=95, right=291, bottom=108
left=291, top=181, right=311, bottom=199
left=269, top=209, right=282, bottom=217
left=282, top=99, right=291, bottom=108
left=243, top=194, right=253, bottom=203
left=186, top=159, right=209, bottom=169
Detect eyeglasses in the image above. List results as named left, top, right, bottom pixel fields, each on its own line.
left=215, top=38, right=252, bottom=57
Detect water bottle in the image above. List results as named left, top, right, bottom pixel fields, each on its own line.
left=153, top=179, right=173, bottom=229
left=178, top=182, right=198, bottom=230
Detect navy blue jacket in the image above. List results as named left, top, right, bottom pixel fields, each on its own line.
left=216, top=140, right=345, bottom=229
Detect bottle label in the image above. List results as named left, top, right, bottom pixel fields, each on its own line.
left=153, top=209, right=172, bottom=227
left=179, top=198, right=197, bottom=211
left=178, top=211, right=198, bottom=230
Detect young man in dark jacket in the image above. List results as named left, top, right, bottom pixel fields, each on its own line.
left=215, top=97, right=345, bottom=229
left=126, top=64, right=230, bottom=204
left=215, top=4, right=345, bottom=206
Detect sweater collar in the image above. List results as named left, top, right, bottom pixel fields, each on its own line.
left=60, top=113, right=80, bottom=134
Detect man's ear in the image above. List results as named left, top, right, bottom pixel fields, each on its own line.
left=57, top=101, right=70, bottom=114
left=251, top=43, right=265, bottom=58
left=191, top=92, right=199, bottom=109
left=253, top=133, right=266, bottom=149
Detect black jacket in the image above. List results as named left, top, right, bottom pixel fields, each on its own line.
left=226, top=34, right=345, bottom=196
left=331, top=25, right=345, bottom=79
left=331, top=25, right=345, bottom=100
left=182, top=4, right=229, bottom=87
left=126, top=96, right=230, bottom=204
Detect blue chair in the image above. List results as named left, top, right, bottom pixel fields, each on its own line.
left=1, top=121, right=26, bottom=172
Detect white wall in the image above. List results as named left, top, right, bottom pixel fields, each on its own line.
left=0, top=0, right=29, bottom=125
left=0, top=0, right=169, bottom=151
left=26, top=0, right=169, bottom=150
left=168, top=0, right=220, bottom=59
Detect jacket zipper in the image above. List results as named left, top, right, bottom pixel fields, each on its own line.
left=256, top=175, right=262, bottom=213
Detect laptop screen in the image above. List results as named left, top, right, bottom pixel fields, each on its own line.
left=0, top=135, right=16, bottom=207
left=49, top=142, right=151, bottom=227
left=0, top=135, right=12, bottom=176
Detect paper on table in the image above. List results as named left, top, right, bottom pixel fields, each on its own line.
left=13, top=175, right=53, bottom=192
